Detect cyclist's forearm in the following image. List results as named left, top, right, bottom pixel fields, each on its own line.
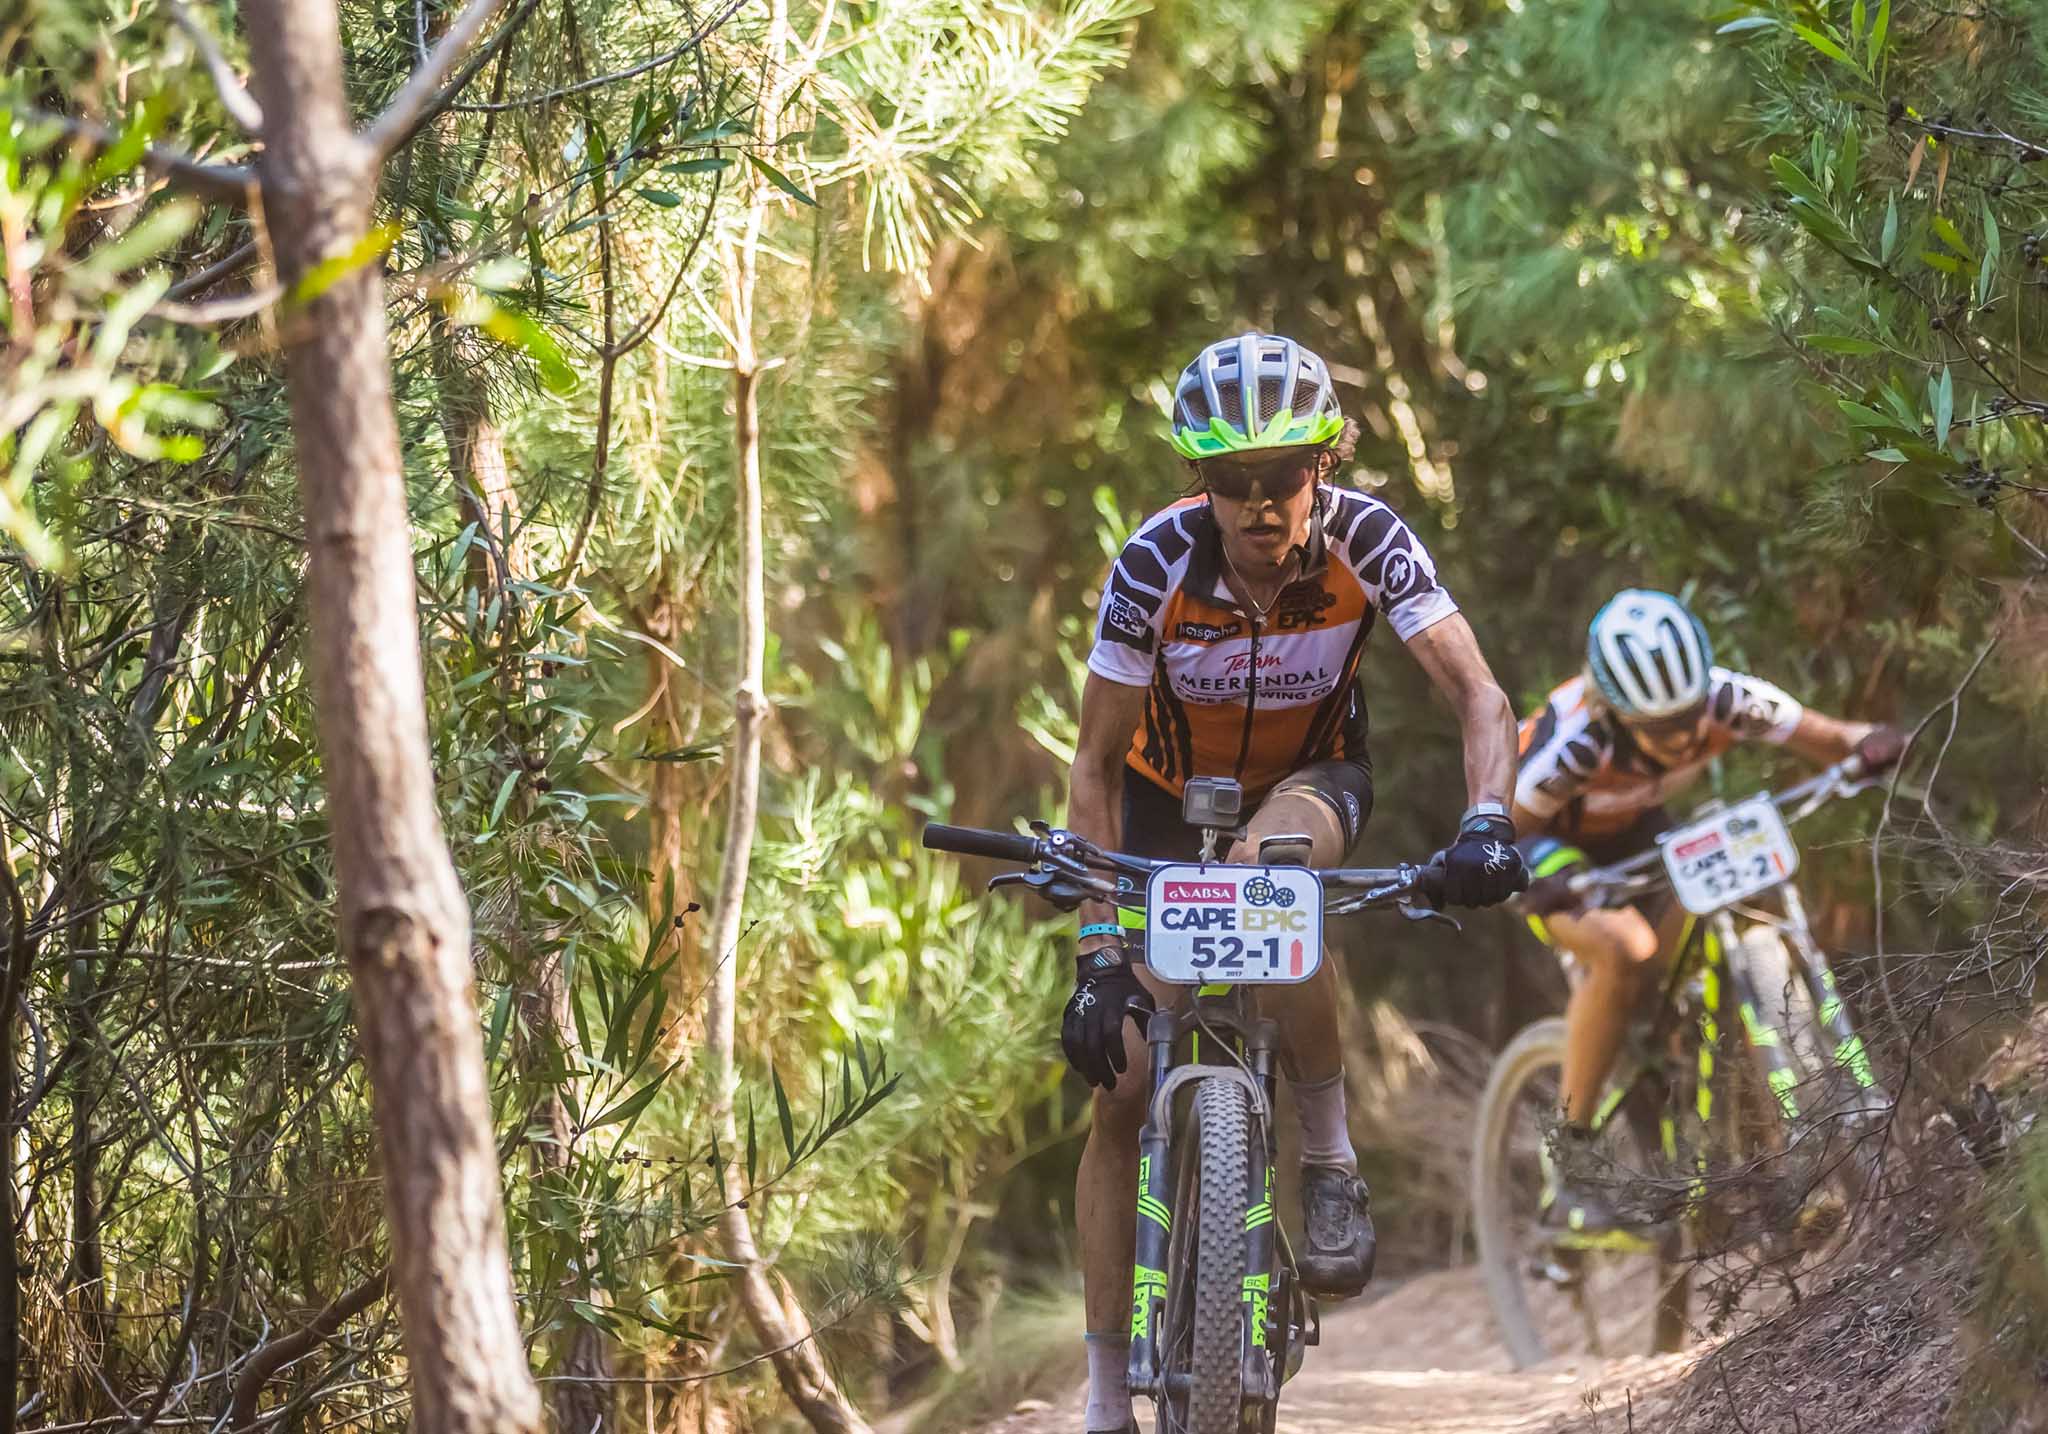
left=1068, top=756, right=1125, bottom=938
left=1403, top=614, right=1516, bottom=808
left=1453, top=681, right=1518, bottom=808
left=1784, top=709, right=1873, bottom=765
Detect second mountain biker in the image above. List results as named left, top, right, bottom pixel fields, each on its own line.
left=1064, top=332, right=1527, bottom=1434
left=1509, top=588, right=1905, bottom=1246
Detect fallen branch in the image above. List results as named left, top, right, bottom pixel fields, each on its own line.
left=228, top=1270, right=391, bottom=1431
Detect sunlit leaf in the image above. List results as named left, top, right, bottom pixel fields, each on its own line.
left=285, top=224, right=400, bottom=307
left=747, top=153, right=818, bottom=207
left=1930, top=214, right=1973, bottom=261
left=1789, top=23, right=1855, bottom=68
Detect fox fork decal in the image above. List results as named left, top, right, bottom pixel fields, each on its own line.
left=1716, top=913, right=1806, bottom=1122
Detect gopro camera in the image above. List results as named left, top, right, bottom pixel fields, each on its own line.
left=1181, top=776, right=1244, bottom=832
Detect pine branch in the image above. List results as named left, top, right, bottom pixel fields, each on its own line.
left=361, top=0, right=512, bottom=161
left=14, top=104, right=255, bottom=205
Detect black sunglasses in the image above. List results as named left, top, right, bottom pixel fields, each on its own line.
left=1199, top=451, right=1323, bottom=503
left=1622, top=702, right=1708, bottom=737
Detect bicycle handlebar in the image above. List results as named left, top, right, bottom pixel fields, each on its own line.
left=1546, top=754, right=1884, bottom=908
left=921, top=822, right=1043, bottom=864
left=920, top=818, right=1455, bottom=917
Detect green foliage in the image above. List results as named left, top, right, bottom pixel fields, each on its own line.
left=6, top=0, right=2045, bottom=1426
left=0, top=111, right=222, bottom=565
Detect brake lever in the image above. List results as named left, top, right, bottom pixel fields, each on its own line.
left=1395, top=898, right=1461, bottom=931
left=985, top=868, right=1094, bottom=911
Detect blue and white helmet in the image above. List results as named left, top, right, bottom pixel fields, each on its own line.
left=1586, top=590, right=1714, bottom=720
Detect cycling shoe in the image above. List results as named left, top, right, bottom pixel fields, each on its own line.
left=1297, top=1163, right=1375, bottom=1296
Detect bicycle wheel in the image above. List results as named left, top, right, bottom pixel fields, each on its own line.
left=1161, top=1077, right=1250, bottom=1434
left=1472, top=1018, right=1685, bottom=1368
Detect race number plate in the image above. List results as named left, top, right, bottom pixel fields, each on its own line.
left=1143, top=865, right=1324, bottom=984
left=1659, top=796, right=1800, bottom=916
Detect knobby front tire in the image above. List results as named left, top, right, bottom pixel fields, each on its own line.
left=1169, top=1076, right=1252, bottom=1434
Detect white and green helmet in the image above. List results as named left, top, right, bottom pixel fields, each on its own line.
left=1167, top=332, right=1346, bottom=460
left=1586, top=589, right=1715, bottom=721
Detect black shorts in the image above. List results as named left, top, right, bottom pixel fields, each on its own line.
left=1516, top=807, right=1677, bottom=938
left=1119, top=757, right=1375, bottom=864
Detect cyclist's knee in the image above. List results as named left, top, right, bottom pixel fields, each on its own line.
left=1235, top=793, right=1343, bottom=867
left=1089, top=1018, right=1152, bottom=1131
left=1556, top=907, right=1660, bottom=971
left=1092, top=1066, right=1149, bottom=1133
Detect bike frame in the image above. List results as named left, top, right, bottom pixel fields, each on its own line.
left=919, top=810, right=1448, bottom=1430
left=1127, top=985, right=1297, bottom=1412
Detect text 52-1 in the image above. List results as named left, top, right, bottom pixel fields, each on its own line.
left=1187, top=935, right=1289, bottom=971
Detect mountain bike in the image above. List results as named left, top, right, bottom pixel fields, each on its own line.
left=924, top=777, right=1459, bottom=1434
left=1471, top=756, right=1894, bottom=1367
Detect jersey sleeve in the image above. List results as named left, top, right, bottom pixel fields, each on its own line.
left=1333, top=495, right=1459, bottom=641
left=1706, top=667, right=1805, bottom=745
left=1513, top=701, right=1608, bottom=822
left=1085, top=541, right=1168, bottom=688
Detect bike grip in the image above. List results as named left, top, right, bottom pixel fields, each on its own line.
left=1412, top=860, right=1447, bottom=907
left=920, top=822, right=1040, bottom=863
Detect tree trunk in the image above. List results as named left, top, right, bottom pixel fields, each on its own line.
left=697, top=6, right=871, bottom=1422
left=638, top=596, right=707, bottom=1059
left=241, top=5, right=540, bottom=1431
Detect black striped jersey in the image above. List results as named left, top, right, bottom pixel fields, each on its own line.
left=1513, top=669, right=1806, bottom=841
left=1086, top=486, right=1459, bottom=796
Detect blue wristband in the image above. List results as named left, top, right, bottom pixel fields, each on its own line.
left=1078, top=922, right=1122, bottom=941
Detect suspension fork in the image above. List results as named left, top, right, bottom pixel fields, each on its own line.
left=1127, top=1005, right=1178, bottom=1398
left=1687, top=921, right=1728, bottom=1204
left=1240, top=1021, right=1281, bottom=1403
left=1776, top=886, right=1883, bottom=1099
left=1714, top=910, right=1807, bottom=1124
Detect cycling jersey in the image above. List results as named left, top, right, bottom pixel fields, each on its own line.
left=1087, top=486, right=1458, bottom=797
left=1513, top=669, right=1805, bottom=841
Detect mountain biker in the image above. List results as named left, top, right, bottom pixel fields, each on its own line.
left=1068, top=332, right=1527, bottom=1434
left=1509, top=588, right=1905, bottom=1245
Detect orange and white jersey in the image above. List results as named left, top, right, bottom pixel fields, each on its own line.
left=1514, top=670, right=1805, bottom=841
left=1086, top=486, right=1459, bottom=796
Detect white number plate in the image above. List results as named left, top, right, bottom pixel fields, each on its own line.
left=1143, top=864, right=1324, bottom=984
left=1659, top=796, right=1800, bottom=916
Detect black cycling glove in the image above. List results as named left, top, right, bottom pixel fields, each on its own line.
left=1521, top=870, right=1582, bottom=918
left=1061, top=945, right=1155, bottom=1091
left=1855, top=723, right=1907, bottom=773
left=1441, top=814, right=1527, bottom=907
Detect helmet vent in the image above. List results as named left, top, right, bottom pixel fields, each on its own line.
left=1257, top=374, right=1290, bottom=424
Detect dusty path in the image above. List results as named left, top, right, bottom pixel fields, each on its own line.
left=979, top=1266, right=1695, bottom=1434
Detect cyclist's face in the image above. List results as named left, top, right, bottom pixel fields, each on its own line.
left=1201, top=450, right=1325, bottom=568
left=1621, top=704, right=1707, bottom=759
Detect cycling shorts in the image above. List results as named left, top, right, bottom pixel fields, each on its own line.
left=1517, top=807, right=1675, bottom=946
left=1118, top=757, right=1374, bottom=865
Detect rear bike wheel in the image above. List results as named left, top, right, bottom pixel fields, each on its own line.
left=1162, top=1077, right=1251, bottom=1434
left=1472, top=1017, right=1687, bottom=1368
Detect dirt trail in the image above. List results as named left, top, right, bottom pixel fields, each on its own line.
left=981, top=1266, right=1696, bottom=1434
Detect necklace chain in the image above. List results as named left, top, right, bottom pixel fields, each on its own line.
left=1220, top=539, right=1293, bottom=621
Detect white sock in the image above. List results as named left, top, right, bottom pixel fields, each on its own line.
left=1294, top=1072, right=1358, bottom=1171
left=1083, top=1331, right=1131, bottom=1432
